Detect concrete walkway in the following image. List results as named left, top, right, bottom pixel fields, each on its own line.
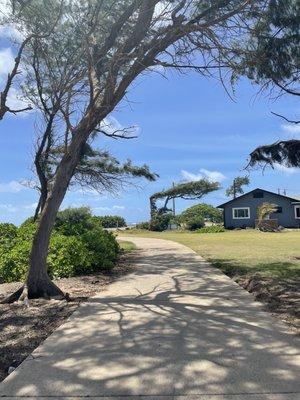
left=0, top=237, right=299, bottom=400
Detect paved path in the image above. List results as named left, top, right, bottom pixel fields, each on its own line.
left=0, top=237, right=299, bottom=400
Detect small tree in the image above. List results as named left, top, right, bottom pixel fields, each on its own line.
left=226, top=176, right=250, bottom=198
left=257, top=202, right=278, bottom=231
left=179, top=203, right=223, bottom=225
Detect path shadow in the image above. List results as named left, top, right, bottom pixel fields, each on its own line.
left=1, top=242, right=299, bottom=398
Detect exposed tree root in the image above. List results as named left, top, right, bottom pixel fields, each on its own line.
left=1, top=281, right=69, bottom=304
left=0, top=286, right=25, bottom=304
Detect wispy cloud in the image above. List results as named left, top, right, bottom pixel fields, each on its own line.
left=93, top=205, right=125, bottom=213
left=100, top=116, right=140, bottom=137
left=274, top=163, right=299, bottom=176
left=0, top=180, right=25, bottom=193
left=0, top=202, right=38, bottom=213
left=113, top=205, right=125, bottom=210
left=282, top=124, right=300, bottom=137
left=0, top=203, right=17, bottom=212
left=0, top=47, right=15, bottom=77
left=181, top=168, right=227, bottom=183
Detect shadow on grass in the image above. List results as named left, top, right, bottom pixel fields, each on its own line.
left=210, top=258, right=300, bottom=280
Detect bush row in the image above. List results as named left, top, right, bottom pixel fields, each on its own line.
left=0, top=208, right=120, bottom=283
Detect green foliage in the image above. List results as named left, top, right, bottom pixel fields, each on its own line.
left=0, top=208, right=120, bottom=283
left=47, top=235, right=90, bottom=278
left=0, top=240, right=32, bottom=283
left=185, top=216, right=205, bottom=231
left=54, top=207, right=94, bottom=236
left=94, top=215, right=126, bottom=228
left=135, top=221, right=150, bottom=230
left=151, top=179, right=220, bottom=204
left=197, top=225, right=226, bottom=234
left=226, top=176, right=250, bottom=198
left=82, top=227, right=119, bottom=271
left=150, top=180, right=220, bottom=229
left=0, top=223, right=17, bottom=247
left=150, top=213, right=173, bottom=232
left=241, top=0, right=299, bottom=91
left=180, top=203, right=223, bottom=225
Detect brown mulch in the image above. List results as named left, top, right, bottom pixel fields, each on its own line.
left=0, top=253, right=137, bottom=383
left=233, top=274, right=300, bottom=335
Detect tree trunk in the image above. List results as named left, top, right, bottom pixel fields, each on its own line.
left=26, top=112, right=103, bottom=298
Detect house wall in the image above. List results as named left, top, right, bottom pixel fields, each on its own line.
left=223, top=191, right=300, bottom=229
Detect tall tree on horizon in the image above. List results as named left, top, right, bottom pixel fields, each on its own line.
left=226, top=176, right=250, bottom=198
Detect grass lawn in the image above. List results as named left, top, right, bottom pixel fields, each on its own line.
left=119, top=229, right=300, bottom=281
left=118, top=240, right=137, bottom=253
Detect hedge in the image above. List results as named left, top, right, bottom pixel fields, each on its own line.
left=0, top=208, right=120, bottom=283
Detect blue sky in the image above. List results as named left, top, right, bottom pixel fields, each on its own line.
left=0, top=55, right=300, bottom=225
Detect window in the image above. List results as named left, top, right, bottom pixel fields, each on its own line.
left=233, top=207, right=250, bottom=219
left=295, top=206, right=300, bottom=219
left=253, top=191, right=264, bottom=198
left=274, top=207, right=282, bottom=214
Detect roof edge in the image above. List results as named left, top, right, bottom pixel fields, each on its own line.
left=217, top=188, right=300, bottom=208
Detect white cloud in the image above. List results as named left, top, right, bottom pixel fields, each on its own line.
left=93, top=205, right=125, bottom=212
left=181, top=168, right=227, bottom=183
left=93, top=206, right=110, bottom=211
left=0, top=0, right=10, bottom=17
left=113, top=205, right=125, bottom=210
left=0, top=47, right=14, bottom=76
left=0, top=180, right=25, bottom=193
left=0, top=202, right=38, bottom=214
left=0, top=49, right=32, bottom=115
left=282, top=124, right=300, bottom=136
left=274, top=163, right=299, bottom=175
left=0, top=203, right=17, bottom=212
left=100, top=116, right=140, bottom=137
left=23, top=202, right=38, bottom=210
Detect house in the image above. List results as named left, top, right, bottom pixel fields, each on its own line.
left=218, top=188, right=300, bottom=229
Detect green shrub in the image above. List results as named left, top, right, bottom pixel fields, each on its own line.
left=185, top=216, right=205, bottom=231
left=82, top=227, right=119, bottom=271
left=0, top=223, right=17, bottom=247
left=0, top=240, right=32, bottom=282
left=48, top=235, right=90, bottom=278
left=54, top=207, right=94, bottom=236
left=135, top=221, right=150, bottom=230
left=0, top=208, right=120, bottom=283
left=197, top=225, right=226, bottom=233
left=93, top=215, right=126, bottom=228
left=150, top=213, right=172, bottom=231
left=180, top=203, right=223, bottom=225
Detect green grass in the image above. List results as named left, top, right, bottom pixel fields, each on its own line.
left=118, top=240, right=137, bottom=253
left=120, top=229, right=300, bottom=280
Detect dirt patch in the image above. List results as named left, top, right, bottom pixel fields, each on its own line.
left=0, top=252, right=137, bottom=383
left=233, top=273, right=300, bottom=335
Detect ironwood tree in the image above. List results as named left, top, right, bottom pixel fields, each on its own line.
left=244, top=0, right=300, bottom=168
left=150, top=179, right=220, bottom=225
left=226, top=176, right=250, bottom=198
left=2, top=0, right=268, bottom=300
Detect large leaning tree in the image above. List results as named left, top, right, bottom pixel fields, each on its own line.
left=2, top=0, right=269, bottom=300
left=244, top=0, right=300, bottom=168
left=150, top=179, right=220, bottom=219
